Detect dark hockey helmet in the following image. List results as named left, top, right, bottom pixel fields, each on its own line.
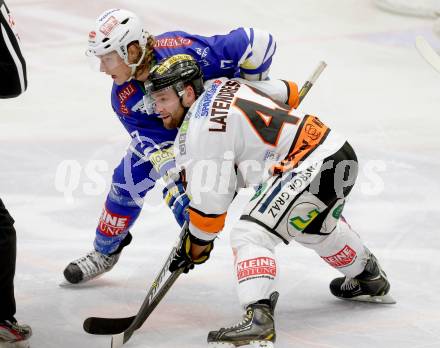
left=149, top=54, right=204, bottom=98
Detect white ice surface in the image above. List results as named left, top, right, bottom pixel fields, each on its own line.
left=1, top=0, right=440, bottom=347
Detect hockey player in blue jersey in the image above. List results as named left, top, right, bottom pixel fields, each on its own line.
left=63, top=8, right=278, bottom=284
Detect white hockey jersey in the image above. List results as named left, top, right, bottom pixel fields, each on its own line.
left=174, top=78, right=347, bottom=242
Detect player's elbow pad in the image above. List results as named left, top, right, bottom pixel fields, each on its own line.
left=239, top=28, right=277, bottom=81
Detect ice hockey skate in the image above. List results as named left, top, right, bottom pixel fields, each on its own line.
left=330, top=253, right=396, bottom=304
left=0, top=318, right=32, bottom=348
left=207, top=292, right=278, bottom=348
left=62, top=233, right=132, bottom=285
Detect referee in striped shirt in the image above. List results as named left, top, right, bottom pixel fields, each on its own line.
left=0, top=0, right=31, bottom=344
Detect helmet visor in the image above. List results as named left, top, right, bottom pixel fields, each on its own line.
left=151, top=87, right=180, bottom=114
left=85, top=50, right=124, bottom=72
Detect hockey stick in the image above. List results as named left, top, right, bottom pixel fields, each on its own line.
left=415, top=36, right=440, bottom=74
left=374, top=0, right=440, bottom=18
left=83, top=268, right=183, bottom=335
left=111, top=267, right=184, bottom=348
left=298, top=61, right=327, bottom=105
left=83, top=225, right=186, bottom=336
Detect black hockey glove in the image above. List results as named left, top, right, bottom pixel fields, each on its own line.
left=169, top=226, right=214, bottom=274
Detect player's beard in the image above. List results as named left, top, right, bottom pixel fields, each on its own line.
left=163, top=106, right=187, bottom=130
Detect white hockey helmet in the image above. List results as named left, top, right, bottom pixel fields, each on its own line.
left=86, top=9, right=149, bottom=74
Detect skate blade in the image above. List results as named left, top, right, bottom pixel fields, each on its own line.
left=58, top=279, right=90, bottom=288
left=58, top=279, right=78, bottom=287
left=58, top=272, right=107, bottom=287
left=343, top=293, right=396, bottom=304
left=111, top=332, right=124, bottom=348
left=208, top=341, right=274, bottom=348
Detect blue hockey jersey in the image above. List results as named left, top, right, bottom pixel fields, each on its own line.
left=110, top=27, right=276, bottom=151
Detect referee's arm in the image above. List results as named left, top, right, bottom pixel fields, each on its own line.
left=0, top=0, right=27, bottom=99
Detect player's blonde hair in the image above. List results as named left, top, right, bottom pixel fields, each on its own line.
left=132, top=34, right=156, bottom=79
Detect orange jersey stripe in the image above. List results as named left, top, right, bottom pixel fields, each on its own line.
left=272, top=115, right=330, bottom=174
left=286, top=81, right=299, bottom=109
left=189, top=207, right=227, bottom=234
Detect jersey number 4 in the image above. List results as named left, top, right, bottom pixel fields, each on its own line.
left=233, top=89, right=300, bottom=146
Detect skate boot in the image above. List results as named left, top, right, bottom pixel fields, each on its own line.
left=0, top=318, right=32, bottom=347
left=207, top=292, right=278, bottom=348
left=63, top=232, right=132, bottom=284
left=330, top=253, right=396, bottom=304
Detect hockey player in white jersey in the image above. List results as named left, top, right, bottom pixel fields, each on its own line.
left=63, top=8, right=279, bottom=285
left=149, top=55, right=395, bottom=348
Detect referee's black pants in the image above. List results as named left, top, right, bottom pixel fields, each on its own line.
left=0, top=199, right=16, bottom=321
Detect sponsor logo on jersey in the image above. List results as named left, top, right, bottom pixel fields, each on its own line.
left=118, top=84, right=136, bottom=102
left=99, top=15, right=119, bottom=36
left=195, top=47, right=210, bottom=67
left=321, top=245, right=357, bottom=268
left=195, top=47, right=209, bottom=59
left=263, top=150, right=280, bottom=162
left=98, top=207, right=130, bottom=236
left=195, top=79, right=222, bottom=118
left=149, top=147, right=175, bottom=175
left=304, top=122, right=323, bottom=141
left=267, top=191, right=291, bottom=219
left=289, top=207, right=320, bottom=231
left=118, top=83, right=137, bottom=115
left=120, top=104, right=129, bottom=115
left=259, top=163, right=318, bottom=218
left=154, top=36, right=193, bottom=48
left=251, top=182, right=269, bottom=201
left=209, top=80, right=241, bottom=132
left=178, top=117, right=190, bottom=155
left=286, top=201, right=322, bottom=237
left=237, top=257, right=276, bottom=282
left=332, top=202, right=345, bottom=219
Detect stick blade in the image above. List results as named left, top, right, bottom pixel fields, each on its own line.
left=415, top=36, right=440, bottom=74
left=83, top=316, right=135, bottom=335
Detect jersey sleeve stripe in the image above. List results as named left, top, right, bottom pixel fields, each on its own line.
left=240, top=58, right=272, bottom=76
left=262, top=33, right=274, bottom=62
left=249, top=27, right=255, bottom=48
left=189, top=207, right=227, bottom=234
left=282, top=80, right=300, bottom=108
